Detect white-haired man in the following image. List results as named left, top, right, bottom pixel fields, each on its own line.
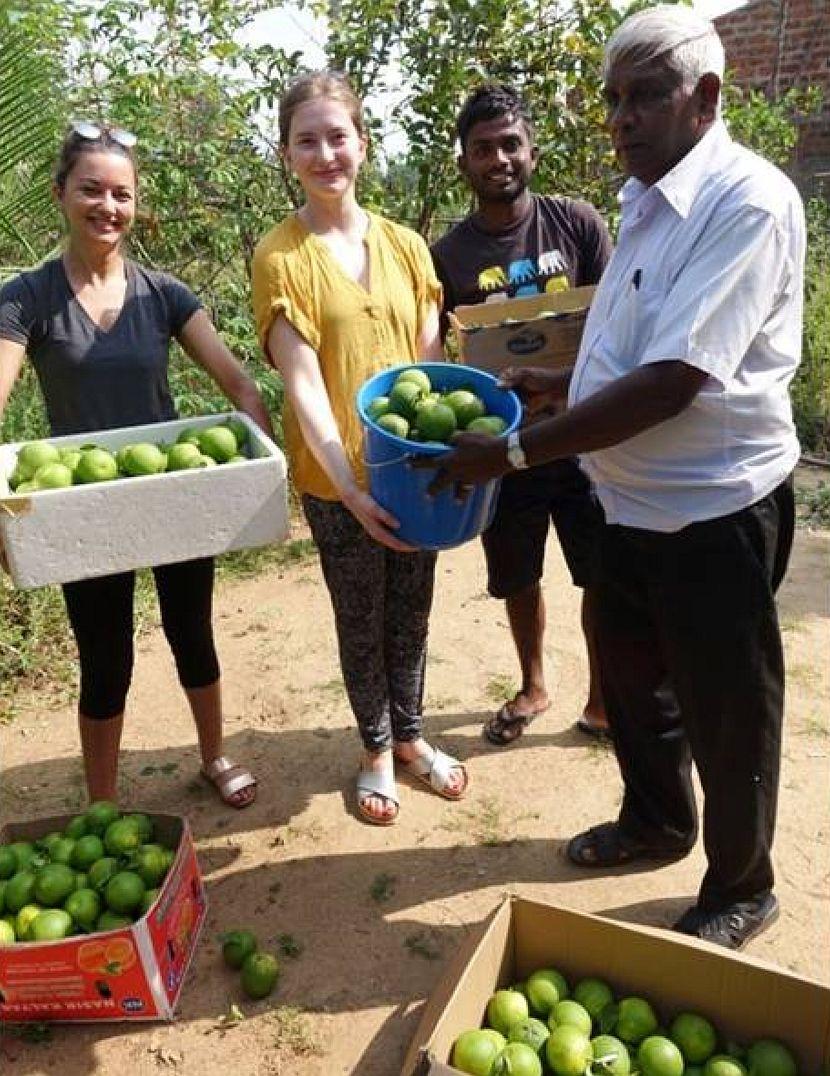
left=417, top=4, right=804, bottom=949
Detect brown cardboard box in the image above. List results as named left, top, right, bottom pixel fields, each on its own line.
left=401, top=895, right=830, bottom=1076
left=449, top=286, right=595, bottom=374
left=0, top=812, right=206, bottom=1022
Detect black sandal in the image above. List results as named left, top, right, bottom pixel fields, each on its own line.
left=484, top=700, right=549, bottom=746
left=567, top=822, right=691, bottom=868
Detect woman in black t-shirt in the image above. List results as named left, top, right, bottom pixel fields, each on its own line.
left=0, top=124, right=274, bottom=809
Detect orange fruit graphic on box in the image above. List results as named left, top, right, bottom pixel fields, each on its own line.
left=105, top=938, right=136, bottom=972
left=78, top=940, right=108, bottom=974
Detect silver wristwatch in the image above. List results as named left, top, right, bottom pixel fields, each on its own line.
left=506, top=430, right=528, bottom=470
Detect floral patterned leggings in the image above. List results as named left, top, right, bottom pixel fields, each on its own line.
left=302, top=495, right=437, bottom=752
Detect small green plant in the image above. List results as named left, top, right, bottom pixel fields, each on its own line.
left=405, top=930, right=442, bottom=960
left=485, top=674, right=518, bottom=704
left=369, top=872, right=396, bottom=902
left=268, top=1006, right=326, bottom=1057
left=277, top=933, right=303, bottom=958
left=796, top=481, right=830, bottom=527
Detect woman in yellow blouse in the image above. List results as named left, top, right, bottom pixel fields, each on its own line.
left=252, top=71, right=468, bottom=824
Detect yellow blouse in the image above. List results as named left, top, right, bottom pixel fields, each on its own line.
left=251, top=211, right=442, bottom=500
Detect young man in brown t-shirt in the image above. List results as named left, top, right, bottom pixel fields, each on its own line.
left=431, top=83, right=612, bottom=745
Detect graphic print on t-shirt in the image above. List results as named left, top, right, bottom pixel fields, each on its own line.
left=477, top=248, right=569, bottom=302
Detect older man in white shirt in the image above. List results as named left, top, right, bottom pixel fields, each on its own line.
left=421, top=4, right=804, bottom=950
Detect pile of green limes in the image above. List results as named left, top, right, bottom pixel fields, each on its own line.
left=220, top=928, right=280, bottom=1000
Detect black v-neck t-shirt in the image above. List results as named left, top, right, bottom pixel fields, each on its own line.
left=0, top=257, right=201, bottom=435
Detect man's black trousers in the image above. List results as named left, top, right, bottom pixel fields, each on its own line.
left=594, top=477, right=795, bottom=910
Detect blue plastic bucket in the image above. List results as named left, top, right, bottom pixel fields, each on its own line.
left=356, top=362, right=522, bottom=551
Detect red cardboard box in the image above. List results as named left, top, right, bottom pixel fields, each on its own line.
left=0, top=813, right=206, bottom=1022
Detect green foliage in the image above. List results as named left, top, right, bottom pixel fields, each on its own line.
left=795, top=196, right=830, bottom=454
left=722, top=82, right=823, bottom=169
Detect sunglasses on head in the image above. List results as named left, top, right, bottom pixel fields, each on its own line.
left=70, top=120, right=137, bottom=149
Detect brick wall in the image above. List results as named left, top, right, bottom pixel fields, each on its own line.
left=715, top=0, right=830, bottom=186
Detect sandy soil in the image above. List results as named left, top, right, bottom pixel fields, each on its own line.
left=1, top=478, right=828, bottom=1075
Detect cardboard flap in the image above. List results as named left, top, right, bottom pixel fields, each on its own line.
left=451, top=285, right=595, bottom=331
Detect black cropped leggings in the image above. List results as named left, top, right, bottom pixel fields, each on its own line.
left=62, top=558, right=220, bottom=720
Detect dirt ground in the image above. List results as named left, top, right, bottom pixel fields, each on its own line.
left=1, top=472, right=828, bottom=1076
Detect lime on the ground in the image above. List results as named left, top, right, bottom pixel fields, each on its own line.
left=34, top=462, right=73, bottom=488
left=443, top=389, right=486, bottom=428
left=0, top=918, right=14, bottom=944
left=104, top=871, right=146, bottom=915
left=746, top=1041, right=797, bottom=1076
left=467, top=415, right=508, bottom=436
left=4, top=870, right=37, bottom=913
left=64, top=888, right=101, bottom=930
left=64, top=815, right=89, bottom=840
left=134, top=845, right=169, bottom=888
left=103, top=818, right=142, bottom=857
left=498, top=1041, right=543, bottom=1076
left=71, top=834, right=105, bottom=871
left=240, top=950, right=279, bottom=999
left=546, top=1024, right=593, bottom=1076
left=575, top=978, right=615, bottom=1021
left=388, top=378, right=423, bottom=421
left=0, top=846, right=19, bottom=879
left=29, top=908, right=73, bottom=942
left=376, top=412, right=409, bottom=439
left=88, top=856, right=119, bottom=892
left=671, top=1013, right=718, bottom=1064
left=97, top=910, right=133, bottom=932
left=84, top=801, right=120, bottom=836
left=526, top=968, right=569, bottom=1016
left=706, top=1056, right=749, bottom=1076
left=221, top=928, right=258, bottom=969
left=549, top=999, right=592, bottom=1036
left=639, top=1036, right=685, bottom=1076
left=396, top=368, right=432, bottom=395
left=416, top=401, right=457, bottom=443
left=199, top=425, right=238, bottom=462
left=508, top=1016, right=550, bottom=1054
left=592, top=1034, right=631, bottom=1076
left=452, top=1028, right=504, bottom=1076
left=34, top=863, right=77, bottom=907
left=487, top=988, right=529, bottom=1035
left=366, top=396, right=391, bottom=421
left=166, top=441, right=203, bottom=470
left=615, top=997, right=658, bottom=1044
left=75, top=448, right=118, bottom=484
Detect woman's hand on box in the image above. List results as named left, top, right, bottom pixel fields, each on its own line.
left=498, top=366, right=572, bottom=415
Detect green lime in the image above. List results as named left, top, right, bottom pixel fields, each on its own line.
left=388, top=378, right=423, bottom=421
left=133, top=845, right=169, bottom=888
left=104, top=871, right=145, bottom=914
left=240, top=951, right=279, bottom=999
left=498, top=1041, right=544, bottom=1076
left=639, top=1036, right=685, bottom=1076
left=396, top=367, right=432, bottom=395
left=121, top=443, right=166, bottom=476
left=221, top=928, right=258, bottom=969
left=508, top=1016, right=550, bottom=1054
left=467, top=415, right=508, bottom=436
left=75, top=447, right=118, bottom=484
left=487, top=988, right=530, bottom=1036
left=166, top=442, right=203, bottom=470
left=415, top=401, right=457, bottom=443
left=549, top=999, right=593, bottom=1036
left=16, top=903, right=44, bottom=940
left=138, top=887, right=160, bottom=917
left=64, top=887, right=102, bottom=930
left=366, top=396, right=391, bottom=421
left=36, top=832, right=63, bottom=855
left=198, top=425, right=238, bottom=463
left=0, top=846, right=17, bottom=879
left=0, top=918, right=14, bottom=945
left=84, top=801, right=121, bottom=836
left=746, top=1041, right=798, bottom=1076
left=29, top=908, right=73, bottom=942
left=8, top=841, right=36, bottom=871
left=615, top=997, right=658, bottom=1045
left=124, top=813, right=153, bottom=843
left=671, top=1013, right=718, bottom=1064
left=442, top=389, right=486, bottom=429
left=97, top=910, right=133, bottom=932
left=87, top=856, right=119, bottom=892
left=4, top=870, right=37, bottom=914
left=376, top=412, right=409, bottom=439
left=224, top=416, right=249, bottom=448
left=33, top=863, right=77, bottom=907
left=48, top=837, right=76, bottom=866
left=574, top=978, right=615, bottom=1022
left=526, top=968, right=569, bottom=1016
left=452, top=1028, right=504, bottom=1075
left=74, top=872, right=89, bottom=890
left=546, top=1024, right=593, bottom=1076
left=706, top=1056, right=749, bottom=1076
left=17, top=441, right=60, bottom=473
left=591, top=1034, right=631, bottom=1076
left=71, top=834, right=105, bottom=871
left=64, top=815, right=89, bottom=840
left=34, top=462, right=73, bottom=488
left=103, top=818, right=142, bottom=857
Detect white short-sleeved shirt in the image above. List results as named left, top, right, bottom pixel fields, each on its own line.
left=568, top=121, right=804, bottom=532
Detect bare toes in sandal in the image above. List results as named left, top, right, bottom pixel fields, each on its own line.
left=202, top=756, right=257, bottom=809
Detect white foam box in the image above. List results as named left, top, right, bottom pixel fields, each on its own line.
left=0, top=412, right=289, bottom=589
